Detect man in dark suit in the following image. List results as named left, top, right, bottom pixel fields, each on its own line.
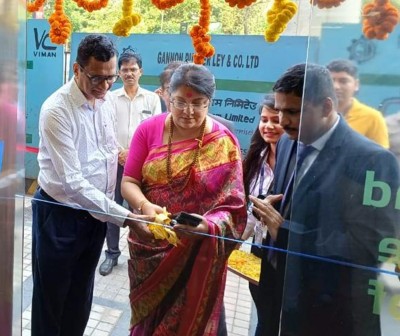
left=251, top=63, right=399, bottom=336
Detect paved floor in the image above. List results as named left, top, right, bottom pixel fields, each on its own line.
left=21, top=197, right=257, bottom=336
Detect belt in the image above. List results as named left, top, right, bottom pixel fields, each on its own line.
left=37, top=186, right=91, bottom=219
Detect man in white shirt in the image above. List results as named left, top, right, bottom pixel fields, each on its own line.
left=99, top=51, right=161, bottom=276
left=31, top=35, right=154, bottom=336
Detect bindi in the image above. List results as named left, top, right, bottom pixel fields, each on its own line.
left=186, top=91, right=193, bottom=98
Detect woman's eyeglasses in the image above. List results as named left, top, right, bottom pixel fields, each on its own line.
left=170, top=99, right=209, bottom=112
left=79, top=65, right=119, bottom=85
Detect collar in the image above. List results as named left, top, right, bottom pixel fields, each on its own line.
left=114, top=85, right=143, bottom=99
left=70, top=78, right=107, bottom=108
left=307, top=115, right=340, bottom=152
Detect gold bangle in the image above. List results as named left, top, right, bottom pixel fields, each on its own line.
left=138, top=199, right=150, bottom=213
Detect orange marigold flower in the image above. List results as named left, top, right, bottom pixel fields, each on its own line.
left=311, top=0, right=346, bottom=9
left=72, top=0, right=109, bottom=11
left=362, top=0, right=399, bottom=40
left=27, top=0, right=46, bottom=12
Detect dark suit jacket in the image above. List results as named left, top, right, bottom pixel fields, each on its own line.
left=259, top=117, right=400, bottom=336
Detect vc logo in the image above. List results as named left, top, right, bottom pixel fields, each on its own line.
left=34, top=28, right=57, bottom=51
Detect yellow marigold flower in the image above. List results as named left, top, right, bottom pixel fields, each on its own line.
left=148, top=208, right=179, bottom=246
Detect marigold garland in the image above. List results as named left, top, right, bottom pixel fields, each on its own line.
left=27, top=0, right=383, bottom=61
left=47, top=0, right=72, bottom=44
left=113, top=0, right=142, bottom=37
left=362, top=0, right=399, bottom=40
left=26, top=0, right=46, bottom=12
left=151, top=0, right=213, bottom=64
left=189, top=0, right=215, bottom=64
left=27, top=0, right=108, bottom=45
left=151, top=0, right=185, bottom=10
left=265, top=0, right=298, bottom=43
left=224, top=0, right=257, bottom=9
left=311, top=0, right=346, bottom=9
left=72, top=0, right=108, bottom=12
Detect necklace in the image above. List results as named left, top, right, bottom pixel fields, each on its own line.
left=166, top=116, right=207, bottom=192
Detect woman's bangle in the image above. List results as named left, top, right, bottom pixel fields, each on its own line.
left=137, top=199, right=150, bottom=213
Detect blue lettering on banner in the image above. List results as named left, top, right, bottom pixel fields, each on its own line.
left=0, top=140, right=4, bottom=172
left=34, top=28, right=57, bottom=51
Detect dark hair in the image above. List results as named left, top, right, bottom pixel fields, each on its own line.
left=243, top=94, right=276, bottom=198
left=273, top=63, right=337, bottom=107
left=326, top=59, right=358, bottom=78
left=76, top=34, right=118, bottom=67
left=118, top=50, right=142, bottom=69
left=159, top=61, right=184, bottom=89
left=169, top=63, right=215, bottom=100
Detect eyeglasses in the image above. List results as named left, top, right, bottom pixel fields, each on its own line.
left=170, top=99, right=209, bottom=112
left=79, top=65, right=119, bottom=85
left=119, top=68, right=141, bottom=75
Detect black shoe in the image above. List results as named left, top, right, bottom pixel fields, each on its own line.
left=99, top=258, right=118, bottom=276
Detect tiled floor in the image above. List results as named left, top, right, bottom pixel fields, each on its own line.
left=22, top=196, right=256, bottom=336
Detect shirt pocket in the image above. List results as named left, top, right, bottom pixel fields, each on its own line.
left=102, top=121, right=118, bottom=153
left=139, top=109, right=153, bottom=122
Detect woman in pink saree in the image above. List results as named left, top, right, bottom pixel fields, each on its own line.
left=121, top=63, right=247, bottom=336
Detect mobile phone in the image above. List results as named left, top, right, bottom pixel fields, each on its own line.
left=173, top=212, right=202, bottom=227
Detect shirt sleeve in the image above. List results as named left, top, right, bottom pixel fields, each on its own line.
left=40, top=105, right=130, bottom=226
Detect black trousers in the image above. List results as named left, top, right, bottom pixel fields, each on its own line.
left=31, top=188, right=106, bottom=336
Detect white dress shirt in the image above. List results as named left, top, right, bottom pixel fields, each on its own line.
left=112, top=86, right=161, bottom=149
left=37, top=79, right=130, bottom=226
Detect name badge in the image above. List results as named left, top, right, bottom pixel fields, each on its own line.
left=142, top=110, right=151, bottom=115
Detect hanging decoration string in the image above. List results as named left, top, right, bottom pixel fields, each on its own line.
left=27, top=194, right=400, bottom=279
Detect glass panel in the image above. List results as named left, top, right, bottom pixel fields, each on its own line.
left=279, top=2, right=400, bottom=335
left=0, top=0, right=25, bottom=335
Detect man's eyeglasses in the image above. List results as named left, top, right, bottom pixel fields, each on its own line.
left=170, top=99, right=209, bottom=112
left=79, top=65, right=119, bottom=85
left=119, top=68, right=141, bottom=75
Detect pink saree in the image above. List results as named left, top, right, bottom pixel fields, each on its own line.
left=125, top=115, right=247, bottom=336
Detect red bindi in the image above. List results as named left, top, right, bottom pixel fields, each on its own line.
left=186, top=91, right=193, bottom=98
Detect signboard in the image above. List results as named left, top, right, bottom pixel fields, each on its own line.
left=71, top=33, right=310, bottom=154
left=26, top=19, right=64, bottom=178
